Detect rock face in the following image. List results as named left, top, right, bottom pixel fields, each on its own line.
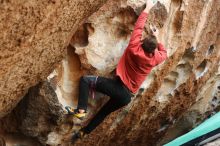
left=0, top=0, right=220, bottom=146
left=0, top=0, right=108, bottom=118
left=158, top=64, right=220, bottom=145
left=0, top=81, right=64, bottom=145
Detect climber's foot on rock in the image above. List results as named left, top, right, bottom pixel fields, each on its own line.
left=65, top=106, right=86, bottom=120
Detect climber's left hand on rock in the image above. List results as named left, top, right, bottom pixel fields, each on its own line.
left=144, top=0, right=156, bottom=13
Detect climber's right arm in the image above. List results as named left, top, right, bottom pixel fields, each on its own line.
left=129, top=12, right=148, bottom=45
left=129, top=0, right=155, bottom=45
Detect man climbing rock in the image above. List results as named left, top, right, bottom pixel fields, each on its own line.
left=65, top=0, right=167, bottom=142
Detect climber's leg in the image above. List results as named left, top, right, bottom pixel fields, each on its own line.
left=71, top=76, right=132, bottom=142
left=82, top=76, right=132, bottom=134
left=71, top=98, right=123, bottom=143
left=65, top=75, right=97, bottom=120
left=83, top=98, right=128, bottom=134
left=77, top=75, right=98, bottom=111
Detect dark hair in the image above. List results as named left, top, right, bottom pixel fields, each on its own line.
left=141, top=35, right=158, bottom=53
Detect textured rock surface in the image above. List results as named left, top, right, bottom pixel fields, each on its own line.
left=0, top=0, right=108, bottom=118
left=0, top=81, right=64, bottom=145
left=0, top=0, right=220, bottom=146
left=158, top=64, right=220, bottom=145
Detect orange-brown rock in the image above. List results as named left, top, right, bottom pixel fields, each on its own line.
left=0, top=0, right=108, bottom=118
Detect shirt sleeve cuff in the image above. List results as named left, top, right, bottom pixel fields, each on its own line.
left=142, top=11, right=148, bottom=15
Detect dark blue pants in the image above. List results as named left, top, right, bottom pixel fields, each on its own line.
left=77, top=76, right=132, bottom=134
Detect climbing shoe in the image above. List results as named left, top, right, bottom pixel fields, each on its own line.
left=71, top=130, right=85, bottom=143
left=65, top=106, right=86, bottom=120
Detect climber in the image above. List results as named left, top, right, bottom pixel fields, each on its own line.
left=65, top=0, right=167, bottom=142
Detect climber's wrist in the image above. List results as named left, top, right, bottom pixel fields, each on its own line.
left=145, top=0, right=155, bottom=13
left=144, top=8, right=150, bottom=13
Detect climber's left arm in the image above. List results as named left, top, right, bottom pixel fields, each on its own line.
left=155, top=43, right=167, bottom=64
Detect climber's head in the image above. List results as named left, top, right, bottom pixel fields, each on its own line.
left=141, top=35, right=158, bottom=53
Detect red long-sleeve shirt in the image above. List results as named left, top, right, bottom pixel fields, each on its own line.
left=116, top=12, right=167, bottom=93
